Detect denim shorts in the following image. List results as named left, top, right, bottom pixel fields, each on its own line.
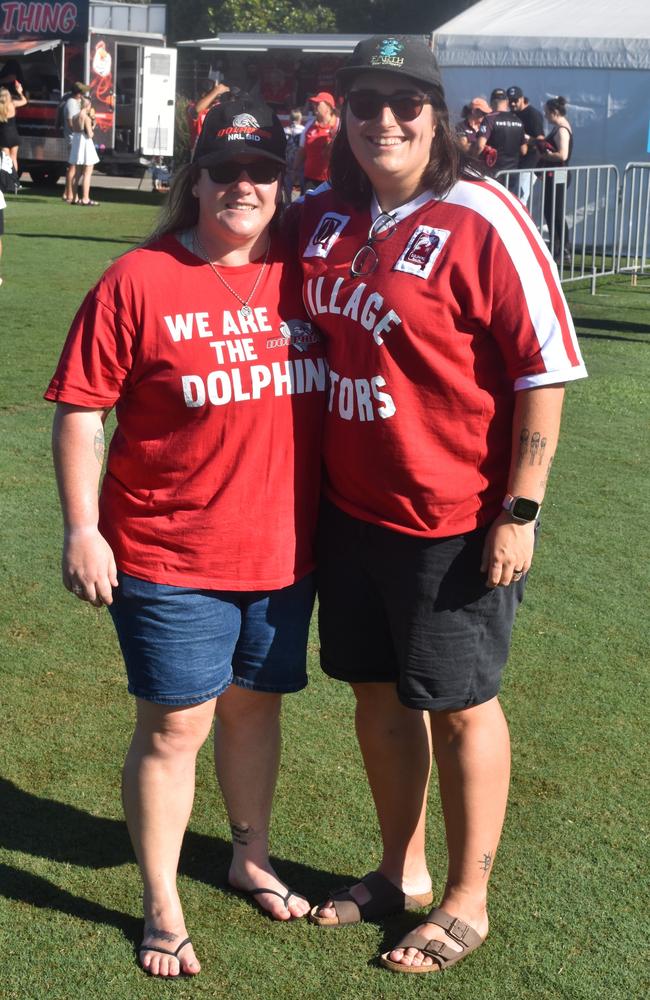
left=108, top=571, right=316, bottom=706
left=317, top=501, right=532, bottom=712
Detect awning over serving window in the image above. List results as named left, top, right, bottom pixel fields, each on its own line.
left=0, top=39, right=60, bottom=57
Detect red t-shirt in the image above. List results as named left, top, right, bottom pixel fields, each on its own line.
left=296, top=179, right=587, bottom=537
left=302, top=118, right=339, bottom=182
left=45, top=235, right=326, bottom=589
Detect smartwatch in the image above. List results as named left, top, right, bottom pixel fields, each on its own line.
left=502, top=494, right=541, bottom=524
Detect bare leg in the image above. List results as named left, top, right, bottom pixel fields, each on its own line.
left=314, top=682, right=432, bottom=918
left=387, top=696, right=510, bottom=968
left=214, top=685, right=310, bottom=920
left=79, top=164, right=94, bottom=203
left=9, top=145, right=18, bottom=172
left=64, top=163, right=76, bottom=201
left=122, top=697, right=217, bottom=977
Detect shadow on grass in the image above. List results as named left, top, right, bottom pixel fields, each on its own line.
left=0, top=863, right=141, bottom=943
left=576, top=318, right=650, bottom=338
left=11, top=232, right=141, bottom=245
left=0, top=778, right=356, bottom=933
left=23, top=184, right=166, bottom=209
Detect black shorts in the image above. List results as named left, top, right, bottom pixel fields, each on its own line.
left=0, top=209, right=4, bottom=236
left=317, top=500, right=530, bottom=712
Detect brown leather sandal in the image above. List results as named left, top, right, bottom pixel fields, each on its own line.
left=308, top=870, right=433, bottom=927
left=380, top=907, right=485, bottom=973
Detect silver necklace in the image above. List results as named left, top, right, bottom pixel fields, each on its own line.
left=193, top=231, right=269, bottom=319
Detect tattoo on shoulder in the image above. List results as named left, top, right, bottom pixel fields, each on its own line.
left=144, top=925, right=177, bottom=943
left=93, top=428, right=105, bottom=465
left=479, top=851, right=493, bottom=877
left=230, top=822, right=261, bottom=847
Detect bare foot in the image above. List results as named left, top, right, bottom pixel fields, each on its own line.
left=228, top=859, right=310, bottom=920
left=139, top=910, right=200, bottom=978
left=386, top=902, right=488, bottom=970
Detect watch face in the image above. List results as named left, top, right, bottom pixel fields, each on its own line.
left=512, top=497, right=539, bottom=521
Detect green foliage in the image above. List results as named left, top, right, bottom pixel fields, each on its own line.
left=173, top=93, right=192, bottom=164
left=214, top=0, right=336, bottom=33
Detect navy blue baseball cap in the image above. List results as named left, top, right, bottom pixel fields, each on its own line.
left=193, top=95, right=286, bottom=167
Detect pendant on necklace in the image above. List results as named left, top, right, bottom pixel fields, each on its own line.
left=239, top=304, right=252, bottom=319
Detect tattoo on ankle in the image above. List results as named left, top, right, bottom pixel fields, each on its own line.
left=144, top=925, right=177, bottom=943
left=479, top=852, right=493, bottom=877
left=230, top=822, right=261, bottom=846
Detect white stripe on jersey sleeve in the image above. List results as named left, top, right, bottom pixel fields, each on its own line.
left=445, top=179, right=587, bottom=390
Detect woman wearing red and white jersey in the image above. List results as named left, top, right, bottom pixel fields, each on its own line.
left=46, top=97, right=325, bottom=978
left=296, top=37, right=586, bottom=973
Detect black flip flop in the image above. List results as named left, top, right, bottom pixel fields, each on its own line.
left=138, top=935, right=196, bottom=978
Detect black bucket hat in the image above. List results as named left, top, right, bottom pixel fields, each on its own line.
left=193, top=95, right=286, bottom=167
left=336, top=35, right=444, bottom=95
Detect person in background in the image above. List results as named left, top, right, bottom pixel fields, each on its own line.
left=283, top=108, right=305, bottom=197
left=455, top=97, right=490, bottom=151
left=506, top=85, right=545, bottom=205
left=187, top=77, right=231, bottom=150
left=0, top=181, right=5, bottom=285
left=295, top=91, right=339, bottom=191
left=538, top=95, right=574, bottom=265
left=477, top=88, right=527, bottom=191
left=62, top=82, right=90, bottom=203
left=70, top=96, right=100, bottom=206
left=0, top=79, right=27, bottom=176
left=295, top=34, right=586, bottom=975
left=46, top=95, right=325, bottom=979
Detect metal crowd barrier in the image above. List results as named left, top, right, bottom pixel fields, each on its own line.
left=617, top=163, right=650, bottom=280
left=496, top=164, right=620, bottom=290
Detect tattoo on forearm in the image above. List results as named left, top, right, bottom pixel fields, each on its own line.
left=518, top=428, right=530, bottom=466
left=541, top=454, right=555, bottom=488
left=144, top=925, right=177, bottom=943
left=479, top=852, right=493, bottom=877
left=230, top=822, right=262, bottom=846
left=539, top=437, right=547, bottom=465
left=529, top=431, right=540, bottom=465
left=93, top=428, right=105, bottom=465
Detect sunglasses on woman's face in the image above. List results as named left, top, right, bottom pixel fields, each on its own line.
left=347, top=90, right=432, bottom=123
left=206, top=160, right=281, bottom=185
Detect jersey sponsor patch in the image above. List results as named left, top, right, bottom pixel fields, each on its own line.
left=303, top=212, right=350, bottom=258
left=393, top=225, right=450, bottom=279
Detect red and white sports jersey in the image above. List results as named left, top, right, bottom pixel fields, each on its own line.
left=296, top=178, right=587, bottom=537
left=46, top=235, right=326, bottom=589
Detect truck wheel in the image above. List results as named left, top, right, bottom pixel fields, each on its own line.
left=29, top=167, right=63, bottom=187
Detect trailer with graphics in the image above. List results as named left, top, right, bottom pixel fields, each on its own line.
left=0, top=0, right=176, bottom=182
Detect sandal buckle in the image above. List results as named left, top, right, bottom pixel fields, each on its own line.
left=448, top=917, right=470, bottom=942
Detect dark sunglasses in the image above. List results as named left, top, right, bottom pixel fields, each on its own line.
left=206, top=160, right=281, bottom=185
left=347, top=90, right=431, bottom=123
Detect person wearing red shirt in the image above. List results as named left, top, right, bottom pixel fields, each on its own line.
left=46, top=97, right=325, bottom=979
left=295, top=90, right=339, bottom=190
left=295, top=36, right=586, bottom=974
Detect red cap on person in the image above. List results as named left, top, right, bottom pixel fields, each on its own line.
left=309, top=91, right=335, bottom=107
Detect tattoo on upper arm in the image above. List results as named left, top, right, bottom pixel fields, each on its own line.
left=94, top=428, right=105, bottom=465
left=479, top=851, right=493, bottom=877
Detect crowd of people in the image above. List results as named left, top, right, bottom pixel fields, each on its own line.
left=455, top=85, right=574, bottom=261
left=45, top=34, right=586, bottom=982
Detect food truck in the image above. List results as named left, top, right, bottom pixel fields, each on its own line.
left=0, top=0, right=177, bottom=182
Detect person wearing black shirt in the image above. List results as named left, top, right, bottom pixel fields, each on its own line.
left=507, top=86, right=544, bottom=204
left=476, top=89, right=527, bottom=192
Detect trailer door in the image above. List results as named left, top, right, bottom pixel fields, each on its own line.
left=139, top=46, right=177, bottom=156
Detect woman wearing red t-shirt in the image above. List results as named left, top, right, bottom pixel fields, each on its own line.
left=295, top=90, right=339, bottom=190
left=46, top=97, right=325, bottom=979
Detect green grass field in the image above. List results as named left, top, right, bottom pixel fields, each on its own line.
left=1, top=187, right=648, bottom=1000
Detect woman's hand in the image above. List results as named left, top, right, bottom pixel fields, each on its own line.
left=480, top=513, right=536, bottom=588
left=62, top=527, right=118, bottom=607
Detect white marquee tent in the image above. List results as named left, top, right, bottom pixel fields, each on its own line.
left=433, top=0, right=650, bottom=172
